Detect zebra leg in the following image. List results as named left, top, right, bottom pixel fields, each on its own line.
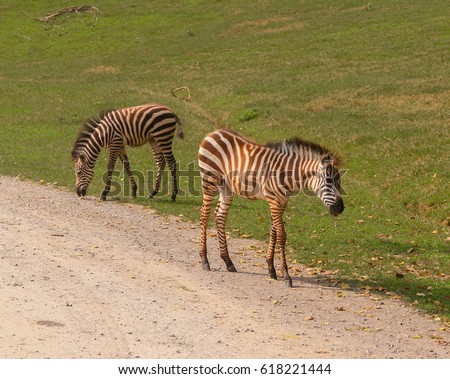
left=148, top=141, right=166, bottom=199
left=213, top=200, right=221, bottom=220
left=269, top=203, right=292, bottom=287
left=119, top=152, right=137, bottom=198
left=151, top=138, right=178, bottom=201
left=215, top=186, right=236, bottom=273
left=199, top=188, right=216, bottom=271
left=266, top=216, right=278, bottom=280
left=101, top=151, right=119, bottom=201
left=165, top=153, right=178, bottom=202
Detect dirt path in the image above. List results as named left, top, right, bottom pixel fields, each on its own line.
left=0, top=175, right=448, bottom=358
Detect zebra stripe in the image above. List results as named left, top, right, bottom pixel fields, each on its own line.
left=71, top=104, right=184, bottom=201
left=198, top=129, right=344, bottom=287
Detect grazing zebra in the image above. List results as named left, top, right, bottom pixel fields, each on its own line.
left=71, top=104, right=184, bottom=201
left=198, top=129, right=344, bottom=287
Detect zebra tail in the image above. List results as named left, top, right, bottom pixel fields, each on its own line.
left=175, top=114, right=184, bottom=140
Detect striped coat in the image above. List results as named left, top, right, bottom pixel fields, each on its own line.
left=198, top=129, right=344, bottom=287
left=72, top=104, right=183, bottom=201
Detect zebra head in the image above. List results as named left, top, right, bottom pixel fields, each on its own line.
left=74, top=153, right=94, bottom=197
left=315, top=154, right=344, bottom=216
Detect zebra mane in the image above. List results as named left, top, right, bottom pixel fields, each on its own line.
left=266, top=137, right=341, bottom=165
left=71, top=110, right=110, bottom=160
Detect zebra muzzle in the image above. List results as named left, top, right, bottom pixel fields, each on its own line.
left=329, top=197, right=344, bottom=216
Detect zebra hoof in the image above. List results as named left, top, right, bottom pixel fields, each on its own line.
left=269, top=271, right=278, bottom=280
left=100, top=196, right=106, bottom=201
left=227, top=265, right=237, bottom=273
left=285, top=278, right=293, bottom=288
left=202, top=263, right=211, bottom=271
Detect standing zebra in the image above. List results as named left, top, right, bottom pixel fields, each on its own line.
left=198, top=129, right=344, bottom=287
left=71, top=104, right=184, bottom=201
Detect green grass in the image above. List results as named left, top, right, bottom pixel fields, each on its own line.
left=0, top=1, right=448, bottom=320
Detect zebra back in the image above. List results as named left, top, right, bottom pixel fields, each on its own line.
left=71, top=104, right=183, bottom=160
left=198, top=128, right=341, bottom=200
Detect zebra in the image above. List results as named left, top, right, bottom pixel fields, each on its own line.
left=198, top=128, right=344, bottom=287
left=71, top=104, right=184, bottom=201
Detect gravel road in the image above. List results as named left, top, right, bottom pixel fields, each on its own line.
left=0, top=176, right=448, bottom=358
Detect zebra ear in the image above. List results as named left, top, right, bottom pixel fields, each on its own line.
left=321, top=153, right=333, bottom=164
left=332, top=154, right=343, bottom=167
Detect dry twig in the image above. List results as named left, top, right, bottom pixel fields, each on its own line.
left=34, top=5, right=99, bottom=26
left=171, top=86, right=191, bottom=102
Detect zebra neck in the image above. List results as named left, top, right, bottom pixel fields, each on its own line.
left=292, top=157, right=320, bottom=192
left=82, top=138, right=103, bottom=165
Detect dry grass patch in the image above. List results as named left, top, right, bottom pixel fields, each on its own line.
left=222, top=16, right=305, bottom=35
left=371, top=91, right=450, bottom=115
left=85, top=65, right=120, bottom=74
left=304, top=90, right=450, bottom=114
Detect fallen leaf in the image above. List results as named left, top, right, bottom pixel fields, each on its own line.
left=304, top=316, right=314, bottom=321
left=386, top=291, right=398, bottom=297
left=412, top=335, right=423, bottom=339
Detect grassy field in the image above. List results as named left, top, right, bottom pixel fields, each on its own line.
left=0, top=1, right=448, bottom=319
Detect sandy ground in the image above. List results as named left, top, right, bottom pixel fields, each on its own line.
left=0, top=175, right=448, bottom=359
